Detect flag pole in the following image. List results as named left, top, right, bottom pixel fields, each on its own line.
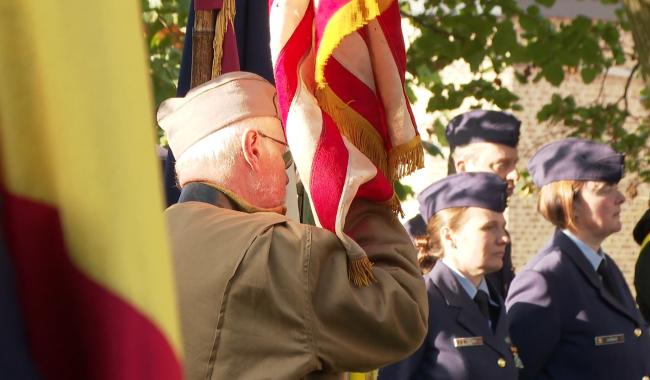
left=191, top=10, right=216, bottom=87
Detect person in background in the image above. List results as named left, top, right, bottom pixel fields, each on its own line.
left=407, top=110, right=520, bottom=299
left=506, top=138, right=650, bottom=380
left=379, top=172, right=522, bottom=380
left=634, top=207, right=650, bottom=322
left=159, top=71, right=428, bottom=380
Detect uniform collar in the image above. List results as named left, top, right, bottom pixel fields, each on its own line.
left=561, top=229, right=605, bottom=271
left=441, top=259, right=493, bottom=305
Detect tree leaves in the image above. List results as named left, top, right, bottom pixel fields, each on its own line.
left=535, top=0, right=556, bottom=8
left=402, top=0, right=649, bottom=186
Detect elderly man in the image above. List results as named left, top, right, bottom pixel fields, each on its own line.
left=158, top=71, right=428, bottom=380
left=406, top=110, right=520, bottom=299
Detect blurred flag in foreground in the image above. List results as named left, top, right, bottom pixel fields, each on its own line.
left=0, top=2, right=183, bottom=379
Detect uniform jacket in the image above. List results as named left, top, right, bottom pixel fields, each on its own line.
left=378, top=261, right=519, bottom=380
left=634, top=209, right=650, bottom=322
left=506, top=229, right=650, bottom=380
left=165, top=182, right=428, bottom=380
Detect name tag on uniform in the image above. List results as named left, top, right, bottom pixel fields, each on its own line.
left=594, top=334, right=625, bottom=346
left=453, top=336, right=484, bottom=348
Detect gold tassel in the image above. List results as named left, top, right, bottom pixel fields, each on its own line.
left=386, top=192, right=404, bottom=218
left=211, top=0, right=236, bottom=78
left=388, top=136, right=424, bottom=182
left=348, top=256, right=376, bottom=287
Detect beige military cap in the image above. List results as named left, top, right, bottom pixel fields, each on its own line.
left=157, top=71, right=280, bottom=158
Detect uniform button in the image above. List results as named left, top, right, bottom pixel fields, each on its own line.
left=635, top=328, right=643, bottom=337
left=641, top=375, right=649, bottom=380
left=497, top=358, right=506, bottom=368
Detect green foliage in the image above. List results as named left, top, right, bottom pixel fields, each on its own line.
left=142, top=0, right=190, bottom=110
left=537, top=92, right=650, bottom=183
left=401, top=0, right=650, bottom=193
left=395, top=180, right=416, bottom=200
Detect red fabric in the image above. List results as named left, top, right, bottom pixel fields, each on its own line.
left=375, top=6, right=405, bottom=75
left=2, top=190, right=183, bottom=380
left=194, top=0, right=223, bottom=10
left=221, top=22, right=241, bottom=73
left=356, top=170, right=393, bottom=201
left=314, top=0, right=349, bottom=49
left=273, top=3, right=314, bottom=127
left=325, top=57, right=390, bottom=146
left=310, top=112, right=349, bottom=231
left=375, top=6, right=418, bottom=131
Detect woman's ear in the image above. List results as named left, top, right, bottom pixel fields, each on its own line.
left=440, top=226, right=457, bottom=250
left=241, top=129, right=262, bottom=171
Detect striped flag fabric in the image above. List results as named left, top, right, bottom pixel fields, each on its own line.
left=269, top=0, right=423, bottom=286
left=0, top=2, right=183, bottom=379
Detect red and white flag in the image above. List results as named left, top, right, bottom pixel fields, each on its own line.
left=269, top=0, right=423, bottom=286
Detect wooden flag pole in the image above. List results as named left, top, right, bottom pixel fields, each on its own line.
left=191, top=10, right=217, bottom=88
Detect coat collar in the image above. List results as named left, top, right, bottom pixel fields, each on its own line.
left=178, top=182, right=286, bottom=215
left=551, top=229, right=641, bottom=324
left=429, top=262, right=510, bottom=357
left=179, top=182, right=240, bottom=210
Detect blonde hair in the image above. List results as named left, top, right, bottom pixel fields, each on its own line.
left=417, top=207, right=469, bottom=274
left=537, top=180, right=585, bottom=230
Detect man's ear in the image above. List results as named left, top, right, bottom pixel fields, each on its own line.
left=455, top=159, right=466, bottom=173
left=242, top=129, right=262, bottom=171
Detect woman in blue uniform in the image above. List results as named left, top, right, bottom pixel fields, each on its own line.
left=379, top=172, right=521, bottom=380
left=506, top=138, right=650, bottom=380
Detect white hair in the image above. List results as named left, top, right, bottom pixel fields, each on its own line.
left=451, top=143, right=484, bottom=165
left=174, top=116, right=282, bottom=186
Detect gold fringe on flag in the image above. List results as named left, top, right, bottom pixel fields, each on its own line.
left=386, top=192, right=404, bottom=217
left=348, top=256, right=376, bottom=287
left=316, top=86, right=389, bottom=178
left=388, top=135, right=424, bottom=182
left=211, top=0, right=236, bottom=78
left=316, top=86, right=425, bottom=219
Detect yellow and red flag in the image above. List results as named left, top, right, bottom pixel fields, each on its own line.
left=269, top=0, right=423, bottom=286
left=0, top=2, right=183, bottom=379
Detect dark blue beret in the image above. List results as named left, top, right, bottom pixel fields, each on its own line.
left=417, top=172, right=508, bottom=223
left=445, top=110, right=521, bottom=148
left=403, top=214, right=427, bottom=239
left=528, top=138, right=624, bottom=188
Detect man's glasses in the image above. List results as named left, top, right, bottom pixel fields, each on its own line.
left=257, top=131, right=294, bottom=169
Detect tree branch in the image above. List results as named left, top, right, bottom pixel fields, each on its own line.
left=596, top=66, right=609, bottom=104
left=617, top=63, right=639, bottom=112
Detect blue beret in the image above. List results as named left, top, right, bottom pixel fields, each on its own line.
left=417, top=172, right=508, bottom=223
left=445, top=110, right=521, bottom=148
left=403, top=214, right=427, bottom=239
left=528, top=138, right=624, bottom=187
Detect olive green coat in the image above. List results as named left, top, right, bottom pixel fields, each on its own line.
left=165, top=183, right=428, bottom=380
